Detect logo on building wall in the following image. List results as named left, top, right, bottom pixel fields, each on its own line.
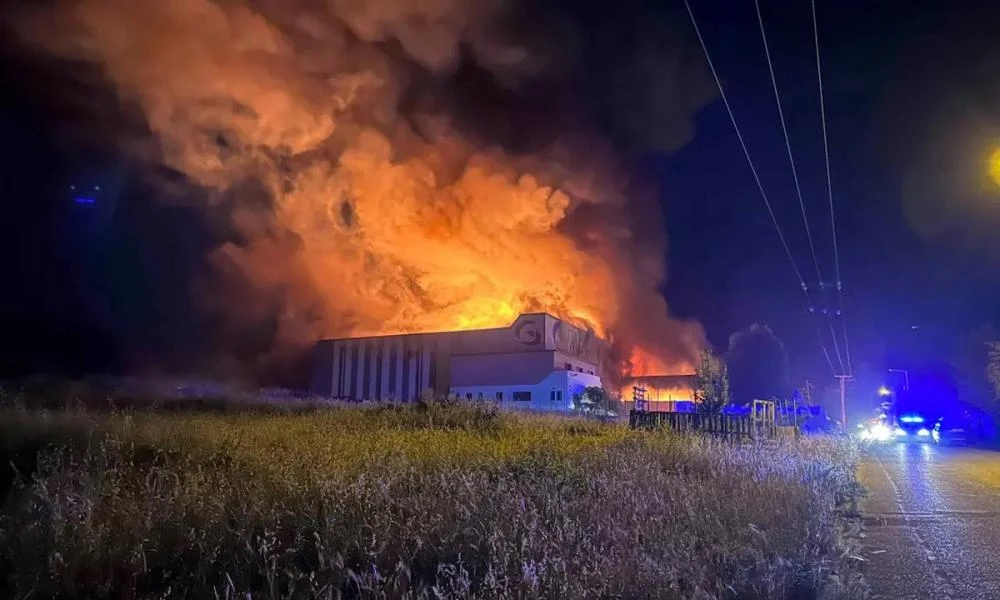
left=552, top=320, right=600, bottom=362
left=512, top=317, right=543, bottom=346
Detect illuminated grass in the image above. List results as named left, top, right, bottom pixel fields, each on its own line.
left=0, top=400, right=866, bottom=599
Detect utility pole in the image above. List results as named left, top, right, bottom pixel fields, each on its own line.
left=835, top=375, right=853, bottom=428
left=803, top=380, right=815, bottom=405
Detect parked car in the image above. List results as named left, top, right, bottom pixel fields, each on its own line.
left=932, top=417, right=974, bottom=446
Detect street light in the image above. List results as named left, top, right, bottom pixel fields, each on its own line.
left=878, top=386, right=892, bottom=397
left=990, top=147, right=1000, bottom=188
left=888, top=369, right=910, bottom=391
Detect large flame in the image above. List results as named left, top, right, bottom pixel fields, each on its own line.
left=18, top=0, right=706, bottom=374
left=624, top=346, right=694, bottom=378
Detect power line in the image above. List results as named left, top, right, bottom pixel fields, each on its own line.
left=816, top=327, right=836, bottom=376
left=812, top=0, right=853, bottom=375
left=838, top=310, right=853, bottom=376
left=682, top=0, right=807, bottom=293
left=687, top=0, right=848, bottom=378
left=753, top=0, right=824, bottom=285
left=828, top=320, right=845, bottom=375
left=757, top=0, right=846, bottom=377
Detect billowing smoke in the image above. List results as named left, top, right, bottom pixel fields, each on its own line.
left=14, top=0, right=713, bottom=381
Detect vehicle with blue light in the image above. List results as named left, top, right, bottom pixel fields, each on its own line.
left=893, top=414, right=933, bottom=443
left=858, top=413, right=932, bottom=443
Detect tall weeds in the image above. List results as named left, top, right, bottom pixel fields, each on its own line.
left=0, top=401, right=866, bottom=599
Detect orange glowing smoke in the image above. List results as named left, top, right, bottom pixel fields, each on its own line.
left=18, top=0, right=705, bottom=370
left=625, top=346, right=694, bottom=378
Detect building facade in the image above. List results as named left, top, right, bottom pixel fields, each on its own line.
left=310, top=313, right=605, bottom=412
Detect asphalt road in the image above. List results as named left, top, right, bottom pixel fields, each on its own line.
left=858, top=443, right=1000, bottom=600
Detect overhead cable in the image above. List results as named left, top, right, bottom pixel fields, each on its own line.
left=686, top=0, right=845, bottom=376
left=753, top=0, right=825, bottom=286
left=811, top=0, right=853, bottom=375
left=682, top=0, right=807, bottom=294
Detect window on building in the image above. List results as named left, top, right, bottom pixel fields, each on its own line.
left=512, top=391, right=531, bottom=402
left=556, top=390, right=563, bottom=402
left=495, top=391, right=503, bottom=402
left=549, top=390, right=556, bottom=402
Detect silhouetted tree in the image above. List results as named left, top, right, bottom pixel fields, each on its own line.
left=987, top=341, right=1000, bottom=407
left=726, top=323, right=789, bottom=406
left=952, top=323, right=999, bottom=409
left=574, top=386, right=622, bottom=416
left=693, top=350, right=730, bottom=415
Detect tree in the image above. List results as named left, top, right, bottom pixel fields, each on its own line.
left=986, top=341, right=1000, bottom=406
left=952, top=323, right=999, bottom=409
left=574, top=386, right=622, bottom=416
left=693, top=350, right=730, bottom=415
left=725, top=323, right=789, bottom=406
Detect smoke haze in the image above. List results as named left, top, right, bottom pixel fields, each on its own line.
left=12, top=0, right=714, bottom=381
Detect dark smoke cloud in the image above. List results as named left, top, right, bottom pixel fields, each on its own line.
left=9, top=0, right=716, bottom=382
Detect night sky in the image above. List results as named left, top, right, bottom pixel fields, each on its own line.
left=1, top=0, right=999, bottom=393
left=661, top=0, right=1000, bottom=388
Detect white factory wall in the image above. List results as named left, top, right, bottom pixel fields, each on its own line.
left=450, top=370, right=602, bottom=413
left=553, top=350, right=598, bottom=375
left=449, top=350, right=600, bottom=387
left=449, top=351, right=557, bottom=387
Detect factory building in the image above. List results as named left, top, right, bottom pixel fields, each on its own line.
left=310, top=313, right=605, bottom=412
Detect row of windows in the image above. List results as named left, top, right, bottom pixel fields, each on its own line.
left=461, top=390, right=563, bottom=403
left=563, top=362, right=595, bottom=375
left=466, top=391, right=505, bottom=402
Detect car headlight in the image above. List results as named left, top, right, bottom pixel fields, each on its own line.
left=917, top=428, right=930, bottom=437
left=869, top=423, right=891, bottom=442
left=894, top=427, right=907, bottom=437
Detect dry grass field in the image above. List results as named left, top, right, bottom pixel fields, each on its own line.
left=0, top=389, right=866, bottom=599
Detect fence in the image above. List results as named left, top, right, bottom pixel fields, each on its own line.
left=629, top=410, right=756, bottom=439
left=629, top=404, right=797, bottom=441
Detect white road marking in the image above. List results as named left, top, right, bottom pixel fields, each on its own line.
left=873, top=451, right=958, bottom=599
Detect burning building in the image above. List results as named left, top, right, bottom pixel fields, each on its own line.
left=619, top=374, right=695, bottom=412
left=310, top=313, right=604, bottom=411
left=15, top=0, right=712, bottom=381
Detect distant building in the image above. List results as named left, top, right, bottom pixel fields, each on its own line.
left=309, top=313, right=605, bottom=412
